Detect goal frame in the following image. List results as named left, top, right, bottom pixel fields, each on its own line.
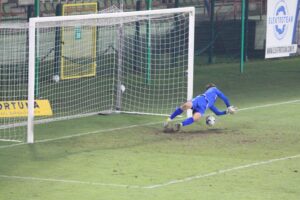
left=28, top=7, right=195, bottom=143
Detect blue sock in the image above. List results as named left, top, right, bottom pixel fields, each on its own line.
left=170, top=107, right=183, bottom=120
left=182, top=117, right=194, bottom=126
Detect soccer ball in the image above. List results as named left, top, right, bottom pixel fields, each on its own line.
left=52, top=75, right=60, bottom=83
left=120, top=84, right=126, bottom=93
left=206, top=115, right=216, bottom=126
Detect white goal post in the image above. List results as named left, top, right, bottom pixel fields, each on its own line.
left=2, top=7, right=195, bottom=143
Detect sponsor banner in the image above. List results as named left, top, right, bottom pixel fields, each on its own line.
left=0, top=100, right=53, bottom=118
left=265, top=0, right=300, bottom=58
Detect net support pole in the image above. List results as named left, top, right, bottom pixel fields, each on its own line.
left=240, top=0, right=245, bottom=73
left=116, top=2, right=125, bottom=110
left=116, top=20, right=124, bottom=110
left=27, top=20, right=36, bottom=144
left=146, top=0, right=152, bottom=84
left=34, top=0, right=40, bottom=96
left=187, top=8, right=195, bottom=118
left=54, top=3, right=62, bottom=77
left=208, top=0, right=215, bottom=64
left=133, top=0, right=141, bottom=71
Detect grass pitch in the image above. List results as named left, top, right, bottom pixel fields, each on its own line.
left=1, top=57, right=300, bottom=200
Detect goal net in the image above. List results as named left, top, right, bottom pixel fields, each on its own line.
left=1, top=7, right=195, bottom=143
left=0, top=24, right=29, bottom=142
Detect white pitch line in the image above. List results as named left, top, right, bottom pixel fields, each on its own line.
left=237, top=99, right=300, bottom=112
left=0, top=99, right=299, bottom=150
left=1, top=154, right=300, bottom=189
left=144, top=154, right=300, bottom=189
left=0, top=99, right=299, bottom=188
left=0, top=142, right=26, bottom=149
left=0, top=174, right=140, bottom=189
left=0, top=121, right=161, bottom=149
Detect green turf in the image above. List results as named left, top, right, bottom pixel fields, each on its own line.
left=1, top=57, right=300, bottom=199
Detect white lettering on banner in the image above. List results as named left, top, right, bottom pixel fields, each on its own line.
left=266, top=44, right=297, bottom=54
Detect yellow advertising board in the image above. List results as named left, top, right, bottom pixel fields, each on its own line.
left=0, top=100, right=53, bottom=118
left=61, top=2, right=97, bottom=80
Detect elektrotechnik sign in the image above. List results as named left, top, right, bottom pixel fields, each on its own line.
left=265, top=0, right=299, bottom=58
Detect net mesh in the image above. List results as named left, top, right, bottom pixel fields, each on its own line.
left=0, top=9, right=193, bottom=142
left=35, top=12, right=190, bottom=118
left=0, top=24, right=29, bottom=142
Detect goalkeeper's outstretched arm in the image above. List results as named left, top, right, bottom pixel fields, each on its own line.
left=215, top=88, right=237, bottom=114
left=210, top=105, right=227, bottom=116
left=215, top=88, right=231, bottom=107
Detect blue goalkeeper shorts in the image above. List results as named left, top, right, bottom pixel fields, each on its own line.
left=191, top=95, right=208, bottom=116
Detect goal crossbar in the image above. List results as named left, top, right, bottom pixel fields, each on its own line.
left=29, top=7, right=195, bottom=24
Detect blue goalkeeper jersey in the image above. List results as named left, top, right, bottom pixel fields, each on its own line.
left=192, top=87, right=231, bottom=116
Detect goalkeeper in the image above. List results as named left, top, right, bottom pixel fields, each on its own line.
left=164, top=83, right=237, bottom=131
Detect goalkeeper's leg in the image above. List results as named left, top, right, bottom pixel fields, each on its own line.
left=164, top=101, right=192, bottom=128
left=174, top=112, right=201, bottom=131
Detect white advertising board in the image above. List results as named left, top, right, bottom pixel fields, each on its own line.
left=265, top=0, right=299, bottom=58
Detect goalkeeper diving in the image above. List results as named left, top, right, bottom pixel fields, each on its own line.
left=164, top=83, right=237, bottom=131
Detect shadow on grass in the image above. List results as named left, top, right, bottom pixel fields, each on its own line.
left=162, top=127, right=228, bottom=135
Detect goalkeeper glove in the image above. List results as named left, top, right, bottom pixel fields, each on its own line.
left=227, top=106, right=237, bottom=114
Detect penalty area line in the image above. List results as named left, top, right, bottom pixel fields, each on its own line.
left=144, top=154, right=300, bottom=189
